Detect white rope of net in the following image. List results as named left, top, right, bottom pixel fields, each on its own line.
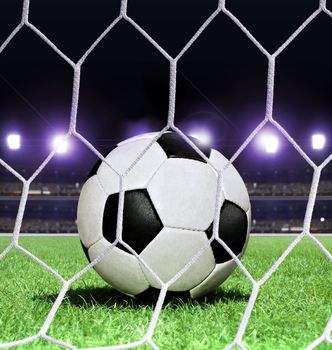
left=0, top=0, right=331, bottom=349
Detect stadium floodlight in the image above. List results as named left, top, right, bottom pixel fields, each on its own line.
left=312, top=134, right=325, bottom=150
left=7, top=134, right=21, bottom=150
left=188, top=129, right=212, bottom=145
left=259, top=133, right=279, bottom=153
left=52, top=135, right=69, bottom=154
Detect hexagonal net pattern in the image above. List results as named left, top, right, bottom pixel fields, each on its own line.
left=0, top=0, right=331, bottom=349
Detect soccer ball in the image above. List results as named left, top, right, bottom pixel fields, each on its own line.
left=77, top=131, right=251, bottom=298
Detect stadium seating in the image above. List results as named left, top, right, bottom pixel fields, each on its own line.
left=0, top=217, right=329, bottom=234
left=1, top=180, right=332, bottom=197
left=1, top=168, right=331, bottom=234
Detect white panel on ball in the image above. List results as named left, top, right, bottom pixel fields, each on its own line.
left=139, top=227, right=215, bottom=291
left=88, top=238, right=149, bottom=296
left=97, top=139, right=167, bottom=195
left=209, top=149, right=250, bottom=212
left=117, top=132, right=160, bottom=146
left=190, top=258, right=238, bottom=299
left=77, top=175, right=108, bottom=248
left=147, top=158, right=219, bottom=231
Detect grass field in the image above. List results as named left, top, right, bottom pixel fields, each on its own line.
left=0, top=236, right=331, bottom=350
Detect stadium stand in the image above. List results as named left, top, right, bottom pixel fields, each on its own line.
left=0, top=217, right=77, bottom=234
left=0, top=181, right=81, bottom=196
left=1, top=168, right=331, bottom=233
left=0, top=217, right=330, bottom=234
left=1, top=180, right=332, bottom=197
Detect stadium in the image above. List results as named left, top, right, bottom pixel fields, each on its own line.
left=0, top=0, right=331, bottom=349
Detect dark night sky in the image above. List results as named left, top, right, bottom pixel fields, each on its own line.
left=0, top=0, right=332, bottom=179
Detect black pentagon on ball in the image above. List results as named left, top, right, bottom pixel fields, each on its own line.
left=206, top=200, right=248, bottom=264
left=102, top=189, right=163, bottom=254
left=157, top=132, right=211, bottom=163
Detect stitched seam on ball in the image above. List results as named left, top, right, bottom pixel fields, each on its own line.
left=95, top=172, right=109, bottom=195
left=81, top=176, right=108, bottom=249
left=164, top=225, right=206, bottom=233
left=87, top=237, right=104, bottom=256
left=136, top=256, right=153, bottom=288
left=189, top=262, right=216, bottom=296
left=86, top=236, right=103, bottom=250
left=145, top=156, right=168, bottom=189
left=92, top=175, right=119, bottom=249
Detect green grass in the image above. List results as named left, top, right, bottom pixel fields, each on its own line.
left=0, top=236, right=331, bottom=349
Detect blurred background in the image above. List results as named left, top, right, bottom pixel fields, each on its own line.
left=0, top=0, right=332, bottom=234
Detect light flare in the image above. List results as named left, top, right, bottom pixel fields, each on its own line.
left=7, top=134, right=21, bottom=150
left=52, top=135, right=69, bottom=154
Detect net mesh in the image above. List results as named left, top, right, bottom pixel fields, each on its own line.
left=0, top=0, right=332, bottom=349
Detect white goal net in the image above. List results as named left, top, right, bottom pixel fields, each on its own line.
left=0, top=0, right=331, bottom=349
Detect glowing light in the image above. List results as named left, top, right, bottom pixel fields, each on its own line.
left=52, top=135, right=69, bottom=154
left=7, top=134, right=21, bottom=150
left=188, top=129, right=212, bottom=145
left=320, top=217, right=325, bottom=222
left=312, top=134, right=325, bottom=150
left=260, top=134, right=279, bottom=153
